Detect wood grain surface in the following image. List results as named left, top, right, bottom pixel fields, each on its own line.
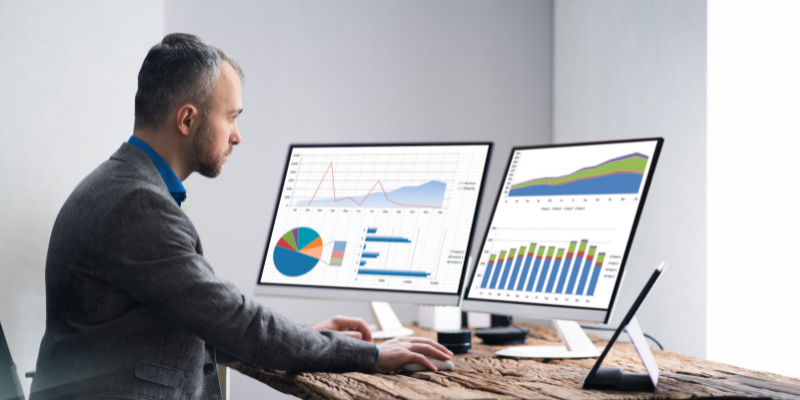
left=230, top=323, right=800, bottom=399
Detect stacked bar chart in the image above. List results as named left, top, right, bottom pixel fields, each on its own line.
left=330, top=241, right=347, bottom=266
left=466, top=139, right=661, bottom=311
left=478, top=239, right=607, bottom=297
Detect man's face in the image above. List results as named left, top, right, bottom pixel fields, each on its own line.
left=193, top=62, right=243, bottom=178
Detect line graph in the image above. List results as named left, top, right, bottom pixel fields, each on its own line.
left=295, top=162, right=447, bottom=208
left=261, top=144, right=490, bottom=295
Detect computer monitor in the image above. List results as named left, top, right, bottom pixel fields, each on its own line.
left=461, top=138, right=663, bottom=358
left=255, top=142, right=492, bottom=338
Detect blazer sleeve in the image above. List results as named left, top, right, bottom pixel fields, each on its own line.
left=101, top=187, right=377, bottom=373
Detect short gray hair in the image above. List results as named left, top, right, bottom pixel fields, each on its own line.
left=134, top=33, right=244, bottom=130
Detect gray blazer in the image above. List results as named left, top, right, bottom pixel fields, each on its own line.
left=30, top=143, right=376, bottom=400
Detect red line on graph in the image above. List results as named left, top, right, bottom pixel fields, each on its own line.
left=306, top=163, right=441, bottom=208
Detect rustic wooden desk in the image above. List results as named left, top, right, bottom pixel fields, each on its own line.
left=230, top=323, right=800, bottom=399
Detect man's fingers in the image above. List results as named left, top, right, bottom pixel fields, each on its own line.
left=336, top=316, right=373, bottom=342
left=352, top=318, right=373, bottom=342
left=339, top=331, right=363, bottom=340
left=399, top=337, right=453, bottom=356
left=408, top=343, right=451, bottom=361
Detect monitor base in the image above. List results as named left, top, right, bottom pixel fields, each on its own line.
left=370, top=301, right=414, bottom=339
left=495, top=320, right=600, bottom=359
left=372, top=327, right=415, bottom=340
left=496, top=345, right=600, bottom=358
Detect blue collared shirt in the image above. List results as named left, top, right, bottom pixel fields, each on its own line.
left=128, top=136, right=187, bottom=206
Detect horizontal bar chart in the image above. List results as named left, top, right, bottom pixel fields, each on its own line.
left=480, top=239, right=609, bottom=297
left=365, top=236, right=412, bottom=243
left=358, top=269, right=431, bottom=277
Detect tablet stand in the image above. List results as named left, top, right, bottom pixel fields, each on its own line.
left=582, top=316, right=658, bottom=391
left=582, top=262, right=667, bottom=392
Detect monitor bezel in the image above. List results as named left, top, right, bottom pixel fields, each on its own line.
left=255, top=141, right=493, bottom=306
left=461, top=137, right=663, bottom=324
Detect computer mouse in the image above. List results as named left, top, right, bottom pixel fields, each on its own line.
left=400, top=356, right=455, bottom=372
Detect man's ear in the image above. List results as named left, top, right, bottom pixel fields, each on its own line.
left=175, top=104, right=199, bottom=137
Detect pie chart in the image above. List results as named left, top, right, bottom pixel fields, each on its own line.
left=274, top=227, right=323, bottom=277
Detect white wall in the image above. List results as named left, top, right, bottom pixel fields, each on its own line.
left=553, top=0, right=707, bottom=358
left=0, top=0, right=164, bottom=395
left=164, top=0, right=553, bottom=397
left=707, top=0, right=800, bottom=378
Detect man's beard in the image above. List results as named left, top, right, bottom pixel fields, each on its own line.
left=192, top=119, right=229, bottom=178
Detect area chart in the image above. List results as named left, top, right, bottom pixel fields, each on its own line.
left=295, top=163, right=447, bottom=208
left=509, top=153, right=648, bottom=196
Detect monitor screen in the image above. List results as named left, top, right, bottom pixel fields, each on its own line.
left=464, top=138, right=662, bottom=318
left=258, top=143, right=491, bottom=298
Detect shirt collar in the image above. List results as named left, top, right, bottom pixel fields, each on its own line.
left=127, top=136, right=187, bottom=206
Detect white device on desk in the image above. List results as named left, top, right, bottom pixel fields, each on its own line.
left=461, top=138, right=664, bottom=358
left=254, top=143, right=492, bottom=339
left=400, top=357, right=455, bottom=372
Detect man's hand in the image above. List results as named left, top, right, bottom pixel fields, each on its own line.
left=313, top=315, right=373, bottom=342
left=374, top=336, right=454, bottom=373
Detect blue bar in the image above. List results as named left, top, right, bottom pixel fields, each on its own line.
left=363, top=244, right=367, bottom=250
left=498, top=249, right=516, bottom=289
left=362, top=252, right=380, bottom=258
left=333, top=241, right=347, bottom=252
left=516, top=248, right=535, bottom=291
left=489, top=258, right=506, bottom=289
left=507, top=251, right=525, bottom=290
left=481, top=259, right=496, bottom=288
left=545, top=254, right=562, bottom=293
left=575, top=250, right=596, bottom=295
left=566, top=255, right=584, bottom=294
left=587, top=254, right=605, bottom=296
left=535, top=251, right=554, bottom=292
left=367, top=227, right=378, bottom=234
left=360, top=260, right=367, bottom=266
left=587, top=265, right=602, bottom=296
left=358, top=269, right=431, bottom=277
left=365, top=236, right=411, bottom=243
left=525, top=255, right=543, bottom=291
left=555, top=257, right=573, bottom=294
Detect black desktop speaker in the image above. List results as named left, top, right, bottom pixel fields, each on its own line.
left=475, top=327, right=529, bottom=345
left=437, top=330, right=472, bottom=354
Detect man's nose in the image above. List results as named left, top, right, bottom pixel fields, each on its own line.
left=231, top=129, right=242, bottom=145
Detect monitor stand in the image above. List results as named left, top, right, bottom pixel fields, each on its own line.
left=370, top=301, right=414, bottom=339
left=495, top=320, right=601, bottom=358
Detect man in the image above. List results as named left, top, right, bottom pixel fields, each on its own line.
left=31, top=33, right=451, bottom=400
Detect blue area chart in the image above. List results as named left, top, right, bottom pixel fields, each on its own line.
left=297, top=181, right=447, bottom=208
left=509, top=173, right=643, bottom=196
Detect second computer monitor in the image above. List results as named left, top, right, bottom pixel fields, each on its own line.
left=461, top=138, right=663, bottom=324
left=255, top=143, right=492, bottom=306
